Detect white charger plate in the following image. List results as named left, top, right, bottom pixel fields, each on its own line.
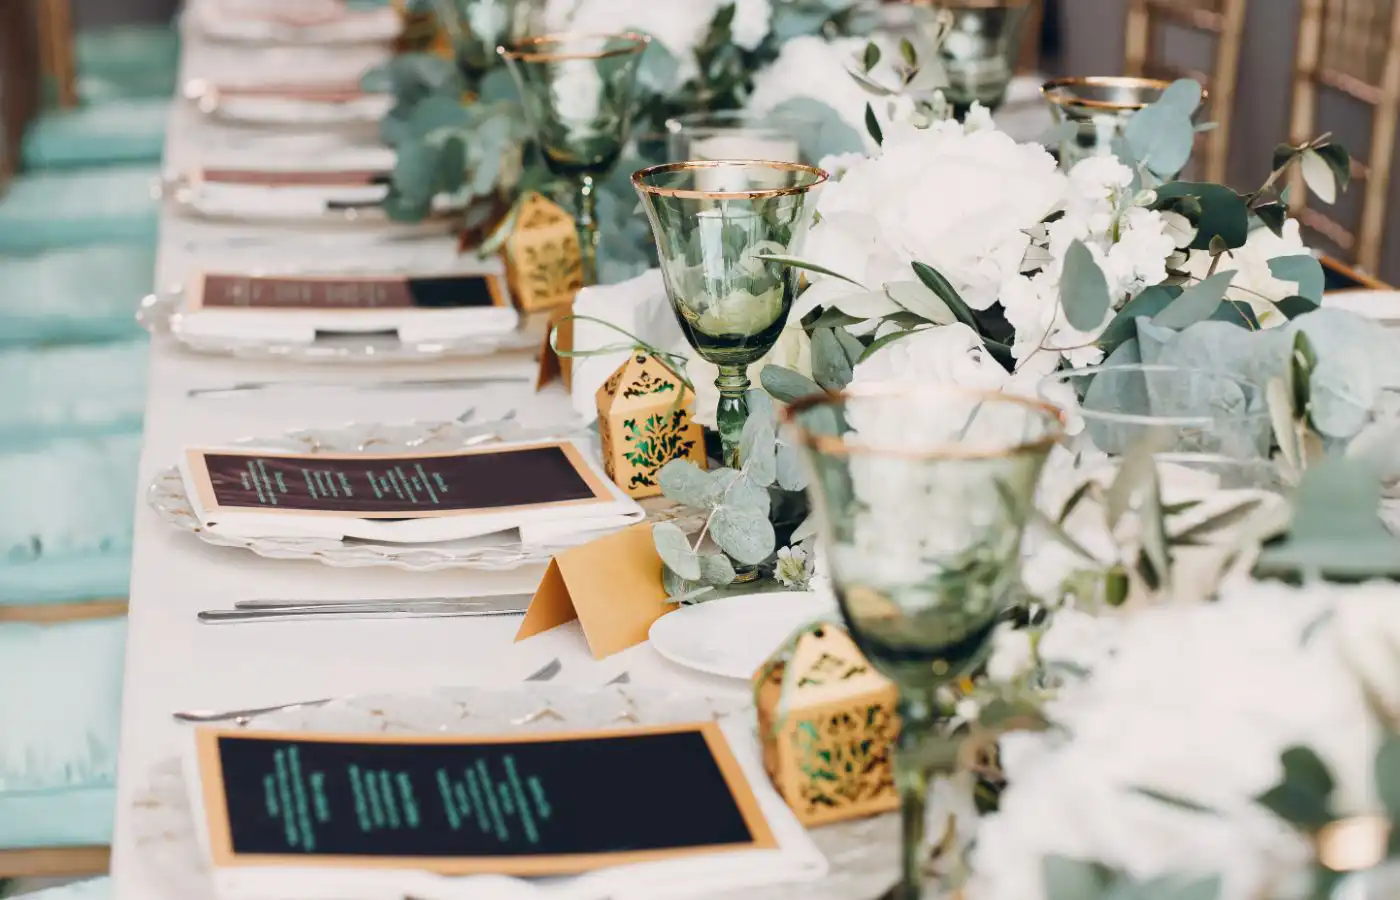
left=649, top=591, right=838, bottom=680
left=1323, top=289, right=1400, bottom=323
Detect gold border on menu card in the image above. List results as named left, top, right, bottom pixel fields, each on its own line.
left=194, top=721, right=779, bottom=874
left=184, top=440, right=615, bottom=520
left=186, top=271, right=509, bottom=311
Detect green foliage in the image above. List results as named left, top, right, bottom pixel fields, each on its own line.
left=1151, top=183, right=1250, bottom=251
left=1060, top=240, right=1112, bottom=331
left=1255, top=459, right=1400, bottom=580
left=1043, top=857, right=1220, bottom=900
left=1151, top=270, right=1233, bottom=330
left=1268, top=255, right=1325, bottom=304
left=1121, top=78, right=1204, bottom=179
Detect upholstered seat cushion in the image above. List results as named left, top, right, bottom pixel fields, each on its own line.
left=0, top=433, right=141, bottom=605
left=0, top=244, right=154, bottom=348
left=22, top=98, right=170, bottom=170
left=0, top=167, right=160, bottom=252
left=0, top=341, right=148, bottom=446
left=0, top=617, right=124, bottom=848
left=76, top=23, right=180, bottom=102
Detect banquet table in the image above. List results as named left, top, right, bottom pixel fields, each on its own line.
left=108, top=23, right=1056, bottom=900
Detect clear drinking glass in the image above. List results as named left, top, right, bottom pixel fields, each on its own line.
left=1041, top=76, right=1191, bottom=169
left=632, top=160, right=827, bottom=469
left=1039, top=363, right=1271, bottom=460
left=782, top=385, right=1064, bottom=900
left=664, top=109, right=807, bottom=166
left=918, top=0, right=1035, bottom=117
left=430, top=0, right=545, bottom=95
left=499, top=32, right=650, bottom=285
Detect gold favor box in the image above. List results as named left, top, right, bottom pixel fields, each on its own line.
left=595, top=353, right=706, bottom=499
left=754, top=624, right=901, bottom=827
left=504, top=193, right=583, bottom=314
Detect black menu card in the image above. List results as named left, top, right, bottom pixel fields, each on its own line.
left=184, top=442, right=613, bottom=520
left=193, top=723, right=777, bottom=874
left=189, top=271, right=508, bottom=312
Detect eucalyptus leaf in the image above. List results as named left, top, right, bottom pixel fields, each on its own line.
left=1309, top=357, right=1374, bottom=438
left=1122, top=79, right=1202, bottom=177
left=1255, top=202, right=1288, bottom=238
left=653, top=521, right=700, bottom=581
left=1151, top=270, right=1235, bottom=329
left=775, top=442, right=808, bottom=491
left=658, top=459, right=716, bottom=509
left=708, top=468, right=771, bottom=517
left=1132, top=787, right=1219, bottom=815
left=884, top=280, right=956, bottom=324
left=811, top=327, right=855, bottom=390
left=1153, top=183, right=1250, bottom=251
left=864, top=102, right=883, bottom=146
left=1267, top=255, right=1325, bottom=303
left=833, top=326, right=865, bottom=366
left=1061, top=240, right=1112, bottom=331
left=791, top=513, right=818, bottom=543
left=1255, top=459, right=1400, bottom=579
left=911, top=262, right=980, bottom=332
left=1043, top=857, right=1115, bottom=900
left=1254, top=745, right=1336, bottom=830
left=859, top=325, right=927, bottom=362
left=698, top=552, right=737, bottom=587
left=1099, top=285, right=1181, bottom=355
left=740, top=415, right=778, bottom=487
left=1277, top=295, right=1320, bottom=319
left=1315, top=143, right=1352, bottom=193
left=759, top=254, right=865, bottom=288
left=761, top=365, right=825, bottom=403
left=711, top=504, right=777, bottom=565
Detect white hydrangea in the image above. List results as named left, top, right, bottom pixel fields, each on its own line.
left=968, top=581, right=1400, bottom=900
left=791, top=118, right=1066, bottom=328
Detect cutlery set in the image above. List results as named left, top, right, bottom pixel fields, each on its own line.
left=197, top=593, right=533, bottom=622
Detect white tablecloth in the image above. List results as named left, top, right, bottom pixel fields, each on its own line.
left=110, top=27, right=1053, bottom=900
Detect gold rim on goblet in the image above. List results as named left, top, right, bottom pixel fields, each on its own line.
left=780, top=384, right=1067, bottom=461
left=1040, top=75, right=1205, bottom=112
left=631, top=159, right=830, bottom=201
left=496, top=31, right=650, bottom=63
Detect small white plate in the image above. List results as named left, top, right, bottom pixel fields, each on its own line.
left=649, top=590, right=837, bottom=680
left=1323, top=289, right=1400, bottom=323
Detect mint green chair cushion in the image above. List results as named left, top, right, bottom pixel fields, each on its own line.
left=0, top=244, right=154, bottom=348
left=76, top=24, right=180, bottom=102
left=0, top=433, right=140, bottom=605
left=22, top=98, right=169, bottom=170
left=0, top=617, right=124, bottom=848
left=0, top=340, right=147, bottom=446
left=0, top=166, right=159, bottom=252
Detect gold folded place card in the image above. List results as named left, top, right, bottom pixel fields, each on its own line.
left=753, top=624, right=900, bottom=827
left=505, top=193, right=583, bottom=314
left=515, top=522, right=674, bottom=659
left=534, top=304, right=574, bottom=391
left=596, top=353, right=706, bottom=499
left=192, top=721, right=777, bottom=875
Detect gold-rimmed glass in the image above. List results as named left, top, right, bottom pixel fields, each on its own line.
left=500, top=32, right=650, bottom=285
left=633, top=159, right=827, bottom=470
left=782, top=385, right=1064, bottom=900
left=905, top=0, right=1035, bottom=116
left=429, top=0, right=545, bottom=94
left=1041, top=75, right=1202, bottom=169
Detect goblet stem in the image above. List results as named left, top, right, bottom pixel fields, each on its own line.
left=714, top=365, right=750, bottom=470
left=715, top=364, right=757, bottom=583
left=576, top=173, right=599, bottom=286
left=885, top=690, right=937, bottom=900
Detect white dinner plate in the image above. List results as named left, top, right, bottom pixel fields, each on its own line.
left=1323, top=289, right=1400, bottom=323
left=649, top=590, right=838, bottom=680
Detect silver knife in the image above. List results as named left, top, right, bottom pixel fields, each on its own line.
left=198, top=604, right=529, bottom=623
left=233, top=593, right=532, bottom=610
left=187, top=375, right=530, bottom=398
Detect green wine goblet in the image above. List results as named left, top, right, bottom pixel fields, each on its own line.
left=782, top=384, right=1064, bottom=900
left=499, top=31, right=650, bottom=285
left=633, top=159, right=827, bottom=469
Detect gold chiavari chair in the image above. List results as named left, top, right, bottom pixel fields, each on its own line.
left=33, top=0, right=78, bottom=110
left=1123, top=0, right=1248, bottom=184
left=1289, top=0, right=1400, bottom=275
left=1016, top=0, right=1045, bottom=74
left=0, top=0, right=43, bottom=190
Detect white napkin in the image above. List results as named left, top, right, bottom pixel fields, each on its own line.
left=183, top=721, right=827, bottom=900
left=211, top=92, right=393, bottom=126
left=193, top=0, right=402, bottom=43
left=173, top=304, right=520, bottom=346
left=176, top=438, right=645, bottom=550
left=181, top=181, right=385, bottom=220
left=567, top=269, right=689, bottom=424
